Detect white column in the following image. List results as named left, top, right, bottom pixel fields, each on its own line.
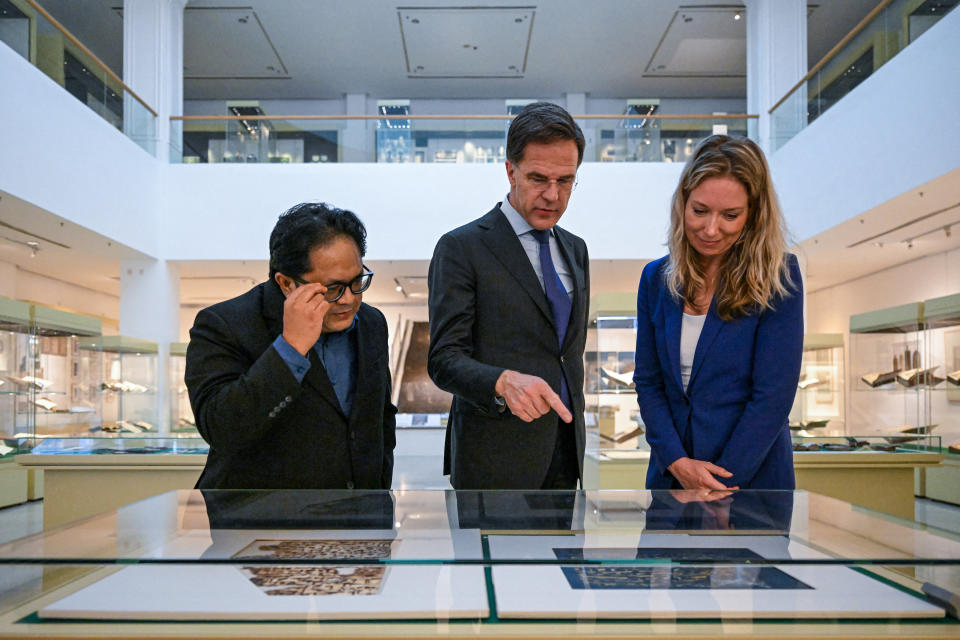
left=745, top=0, right=806, bottom=153
left=123, top=0, right=186, bottom=160
left=342, top=92, right=372, bottom=162
left=120, top=259, right=180, bottom=433
left=564, top=92, right=595, bottom=163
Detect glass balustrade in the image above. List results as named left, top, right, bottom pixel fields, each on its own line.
left=770, top=0, right=957, bottom=151
left=0, top=0, right=157, bottom=155
left=171, top=115, right=753, bottom=164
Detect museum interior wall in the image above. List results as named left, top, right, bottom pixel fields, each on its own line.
left=0, top=42, right=160, bottom=259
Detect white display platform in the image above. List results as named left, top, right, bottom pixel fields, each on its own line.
left=488, top=534, right=944, bottom=620
left=40, top=564, right=488, bottom=620
left=40, top=525, right=488, bottom=621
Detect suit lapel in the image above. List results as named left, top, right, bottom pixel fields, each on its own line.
left=663, top=293, right=684, bottom=393
left=688, top=299, right=724, bottom=389
left=477, top=206, right=554, bottom=328
left=554, top=227, right=584, bottom=351
left=348, top=308, right=379, bottom=430
left=304, top=348, right=347, bottom=418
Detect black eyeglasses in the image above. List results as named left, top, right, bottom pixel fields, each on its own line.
left=291, top=265, right=374, bottom=302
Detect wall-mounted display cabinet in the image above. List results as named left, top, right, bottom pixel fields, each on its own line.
left=0, top=297, right=34, bottom=507
left=849, top=296, right=960, bottom=506
left=26, top=305, right=102, bottom=444
left=0, top=297, right=34, bottom=458
left=789, top=333, right=845, bottom=435
left=849, top=302, right=928, bottom=439
left=78, top=336, right=158, bottom=435
left=922, top=292, right=960, bottom=453
left=917, top=292, right=960, bottom=505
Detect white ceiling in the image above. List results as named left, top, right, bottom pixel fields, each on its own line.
left=40, top=0, right=882, bottom=101
left=0, top=190, right=150, bottom=295
left=799, top=166, right=960, bottom=294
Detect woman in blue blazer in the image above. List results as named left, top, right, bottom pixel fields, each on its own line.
left=634, top=135, right=803, bottom=491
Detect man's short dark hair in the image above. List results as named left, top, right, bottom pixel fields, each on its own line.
left=506, top=102, right=585, bottom=166
left=269, top=202, right=367, bottom=279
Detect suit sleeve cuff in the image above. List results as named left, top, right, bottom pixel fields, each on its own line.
left=272, top=335, right=311, bottom=384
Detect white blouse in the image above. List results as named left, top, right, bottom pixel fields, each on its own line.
left=680, top=312, right=707, bottom=390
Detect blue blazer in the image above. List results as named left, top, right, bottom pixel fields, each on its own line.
left=633, top=254, right=803, bottom=490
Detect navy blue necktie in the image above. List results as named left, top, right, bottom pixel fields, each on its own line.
left=531, top=228, right=572, bottom=410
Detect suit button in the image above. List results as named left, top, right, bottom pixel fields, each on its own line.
left=346, top=481, right=355, bottom=490
left=560, top=355, right=566, bottom=363
left=285, top=395, right=293, bottom=403
left=268, top=411, right=276, bottom=418
left=278, top=400, right=287, bottom=408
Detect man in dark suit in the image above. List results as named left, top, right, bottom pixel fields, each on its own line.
left=428, top=102, right=590, bottom=490
left=186, top=203, right=396, bottom=490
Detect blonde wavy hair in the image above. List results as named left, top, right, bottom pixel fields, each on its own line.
left=665, top=135, right=792, bottom=321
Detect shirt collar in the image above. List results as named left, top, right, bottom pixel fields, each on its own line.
left=500, top=194, right=553, bottom=239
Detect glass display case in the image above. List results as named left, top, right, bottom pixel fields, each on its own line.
left=28, top=435, right=208, bottom=456
left=0, top=297, right=34, bottom=458
left=791, top=433, right=939, bottom=453
left=0, top=489, right=957, bottom=636
left=918, top=292, right=960, bottom=506
left=922, top=292, right=960, bottom=453
left=169, top=342, right=195, bottom=433
left=789, top=333, right=845, bottom=435
left=78, top=336, right=158, bottom=435
left=26, top=305, right=102, bottom=444
left=585, top=293, right=644, bottom=454
left=848, top=302, right=929, bottom=439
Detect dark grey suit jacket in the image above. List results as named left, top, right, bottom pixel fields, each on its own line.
left=185, top=280, right=397, bottom=490
left=427, top=205, right=590, bottom=489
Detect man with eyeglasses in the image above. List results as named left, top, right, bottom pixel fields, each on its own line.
left=186, top=202, right=396, bottom=490
left=428, top=102, right=590, bottom=490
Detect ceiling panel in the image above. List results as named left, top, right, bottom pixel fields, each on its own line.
left=399, top=7, right=534, bottom=78
left=183, top=7, right=288, bottom=79
left=646, top=6, right=746, bottom=77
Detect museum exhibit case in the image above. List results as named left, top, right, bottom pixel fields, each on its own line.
left=24, top=306, right=102, bottom=444
left=77, top=336, right=158, bottom=436
left=919, top=292, right=960, bottom=506
left=789, top=333, right=845, bottom=435
left=0, top=488, right=957, bottom=638
left=585, top=293, right=644, bottom=449
left=0, top=297, right=34, bottom=507
left=849, top=296, right=960, bottom=506
left=0, top=297, right=33, bottom=456
left=15, top=435, right=208, bottom=530
left=169, top=342, right=195, bottom=433
left=849, top=302, right=928, bottom=439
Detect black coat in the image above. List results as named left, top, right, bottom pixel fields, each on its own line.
left=427, top=205, right=589, bottom=489
left=185, top=280, right=396, bottom=490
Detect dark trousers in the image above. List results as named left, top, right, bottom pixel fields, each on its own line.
left=540, top=422, right=579, bottom=489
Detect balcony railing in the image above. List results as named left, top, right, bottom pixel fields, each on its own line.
left=0, top=0, right=157, bottom=155
left=769, top=0, right=957, bottom=151
left=170, top=114, right=755, bottom=164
